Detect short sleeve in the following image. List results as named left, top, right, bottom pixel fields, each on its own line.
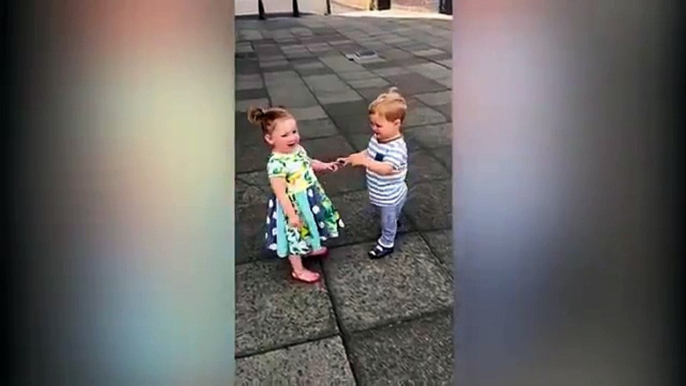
left=384, top=143, right=408, bottom=171
left=267, top=157, right=287, bottom=179
left=297, top=146, right=310, bottom=160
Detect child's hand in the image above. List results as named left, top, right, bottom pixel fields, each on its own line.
left=288, top=215, right=302, bottom=229
left=335, top=157, right=349, bottom=166
left=312, top=160, right=340, bottom=173
left=347, top=152, right=368, bottom=167
left=320, top=161, right=340, bottom=172
left=325, top=162, right=340, bottom=172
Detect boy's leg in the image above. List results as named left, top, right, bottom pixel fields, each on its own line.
left=378, top=204, right=401, bottom=248
left=370, top=196, right=406, bottom=258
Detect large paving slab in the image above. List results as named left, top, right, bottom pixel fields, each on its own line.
left=337, top=70, right=379, bottom=81
left=355, top=86, right=394, bottom=103
left=290, top=105, right=329, bottom=121
left=327, top=190, right=414, bottom=247
left=323, top=233, right=453, bottom=333
left=263, top=72, right=320, bottom=108
left=434, top=102, right=452, bottom=120
left=321, top=100, right=371, bottom=135
left=236, top=336, right=356, bottom=385
left=347, top=77, right=391, bottom=91
left=372, top=66, right=411, bottom=78
left=235, top=170, right=271, bottom=209
left=236, top=143, right=272, bottom=173
left=384, top=73, right=448, bottom=96
left=236, top=60, right=261, bottom=75
left=235, top=112, right=265, bottom=146
left=407, top=149, right=451, bottom=185
left=405, top=179, right=452, bottom=231
left=403, top=105, right=448, bottom=128
left=404, top=122, right=453, bottom=148
left=236, top=87, right=269, bottom=101
left=235, top=260, right=338, bottom=357
left=347, top=311, right=454, bottom=385
left=432, top=145, right=452, bottom=171
left=303, top=74, right=364, bottom=104
left=235, top=97, right=269, bottom=112
left=236, top=74, right=264, bottom=91
left=320, top=55, right=367, bottom=73
left=408, top=62, right=452, bottom=82
left=236, top=202, right=271, bottom=264
left=423, top=230, right=453, bottom=273
left=297, top=117, right=340, bottom=139
left=415, top=90, right=452, bottom=107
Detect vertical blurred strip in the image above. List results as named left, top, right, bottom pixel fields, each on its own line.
left=453, top=1, right=683, bottom=385
left=7, top=0, right=235, bottom=384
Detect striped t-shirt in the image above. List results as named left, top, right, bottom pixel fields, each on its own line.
left=365, top=135, right=408, bottom=207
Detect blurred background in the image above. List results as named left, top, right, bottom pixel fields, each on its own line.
left=5, top=0, right=235, bottom=384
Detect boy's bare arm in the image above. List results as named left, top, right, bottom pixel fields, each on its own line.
left=336, top=150, right=366, bottom=165
left=344, top=151, right=399, bottom=176
left=361, top=158, right=397, bottom=176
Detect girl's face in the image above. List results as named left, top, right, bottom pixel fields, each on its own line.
left=369, top=112, right=401, bottom=142
left=265, top=117, right=300, bottom=153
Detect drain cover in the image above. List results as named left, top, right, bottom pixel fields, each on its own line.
left=345, top=50, right=380, bottom=63
left=356, top=50, right=379, bottom=59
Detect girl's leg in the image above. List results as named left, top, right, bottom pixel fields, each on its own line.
left=289, top=255, right=320, bottom=282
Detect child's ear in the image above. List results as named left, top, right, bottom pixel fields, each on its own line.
left=264, top=134, right=274, bottom=145
left=394, top=119, right=402, bottom=128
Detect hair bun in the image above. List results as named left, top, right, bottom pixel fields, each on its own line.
left=388, top=86, right=400, bottom=94
left=247, top=106, right=265, bottom=125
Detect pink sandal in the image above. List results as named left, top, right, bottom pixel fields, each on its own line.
left=291, top=270, right=320, bottom=284
left=306, top=247, right=328, bottom=257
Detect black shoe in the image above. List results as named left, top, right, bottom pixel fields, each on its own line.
left=369, top=243, right=394, bottom=259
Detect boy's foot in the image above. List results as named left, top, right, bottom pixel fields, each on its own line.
left=369, top=243, right=394, bottom=259
left=291, top=269, right=320, bottom=283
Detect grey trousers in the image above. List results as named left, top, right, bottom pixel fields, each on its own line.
left=375, top=194, right=407, bottom=248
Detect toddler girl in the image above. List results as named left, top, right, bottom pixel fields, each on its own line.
left=248, top=106, right=345, bottom=283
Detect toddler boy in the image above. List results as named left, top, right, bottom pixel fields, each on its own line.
left=339, top=87, right=408, bottom=259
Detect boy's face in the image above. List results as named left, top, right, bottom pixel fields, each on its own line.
left=369, top=112, right=401, bottom=142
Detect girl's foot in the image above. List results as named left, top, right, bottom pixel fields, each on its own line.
left=291, top=269, right=320, bottom=283
left=306, top=247, right=328, bottom=257
left=369, top=243, right=394, bottom=259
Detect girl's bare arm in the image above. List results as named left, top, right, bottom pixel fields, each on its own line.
left=269, top=177, right=297, bottom=219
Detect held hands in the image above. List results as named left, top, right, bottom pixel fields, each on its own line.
left=336, top=152, right=367, bottom=167
left=311, top=160, right=340, bottom=173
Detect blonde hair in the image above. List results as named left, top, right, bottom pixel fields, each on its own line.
left=368, top=87, right=407, bottom=123
left=247, top=106, right=293, bottom=135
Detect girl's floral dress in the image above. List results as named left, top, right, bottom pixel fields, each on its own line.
left=264, top=146, right=344, bottom=258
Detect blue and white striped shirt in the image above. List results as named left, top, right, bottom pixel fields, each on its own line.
left=365, top=136, right=408, bottom=207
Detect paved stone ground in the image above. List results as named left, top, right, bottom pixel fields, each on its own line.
left=235, top=14, right=453, bottom=385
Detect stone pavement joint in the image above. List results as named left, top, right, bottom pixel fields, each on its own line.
left=235, top=14, right=453, bottom=385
